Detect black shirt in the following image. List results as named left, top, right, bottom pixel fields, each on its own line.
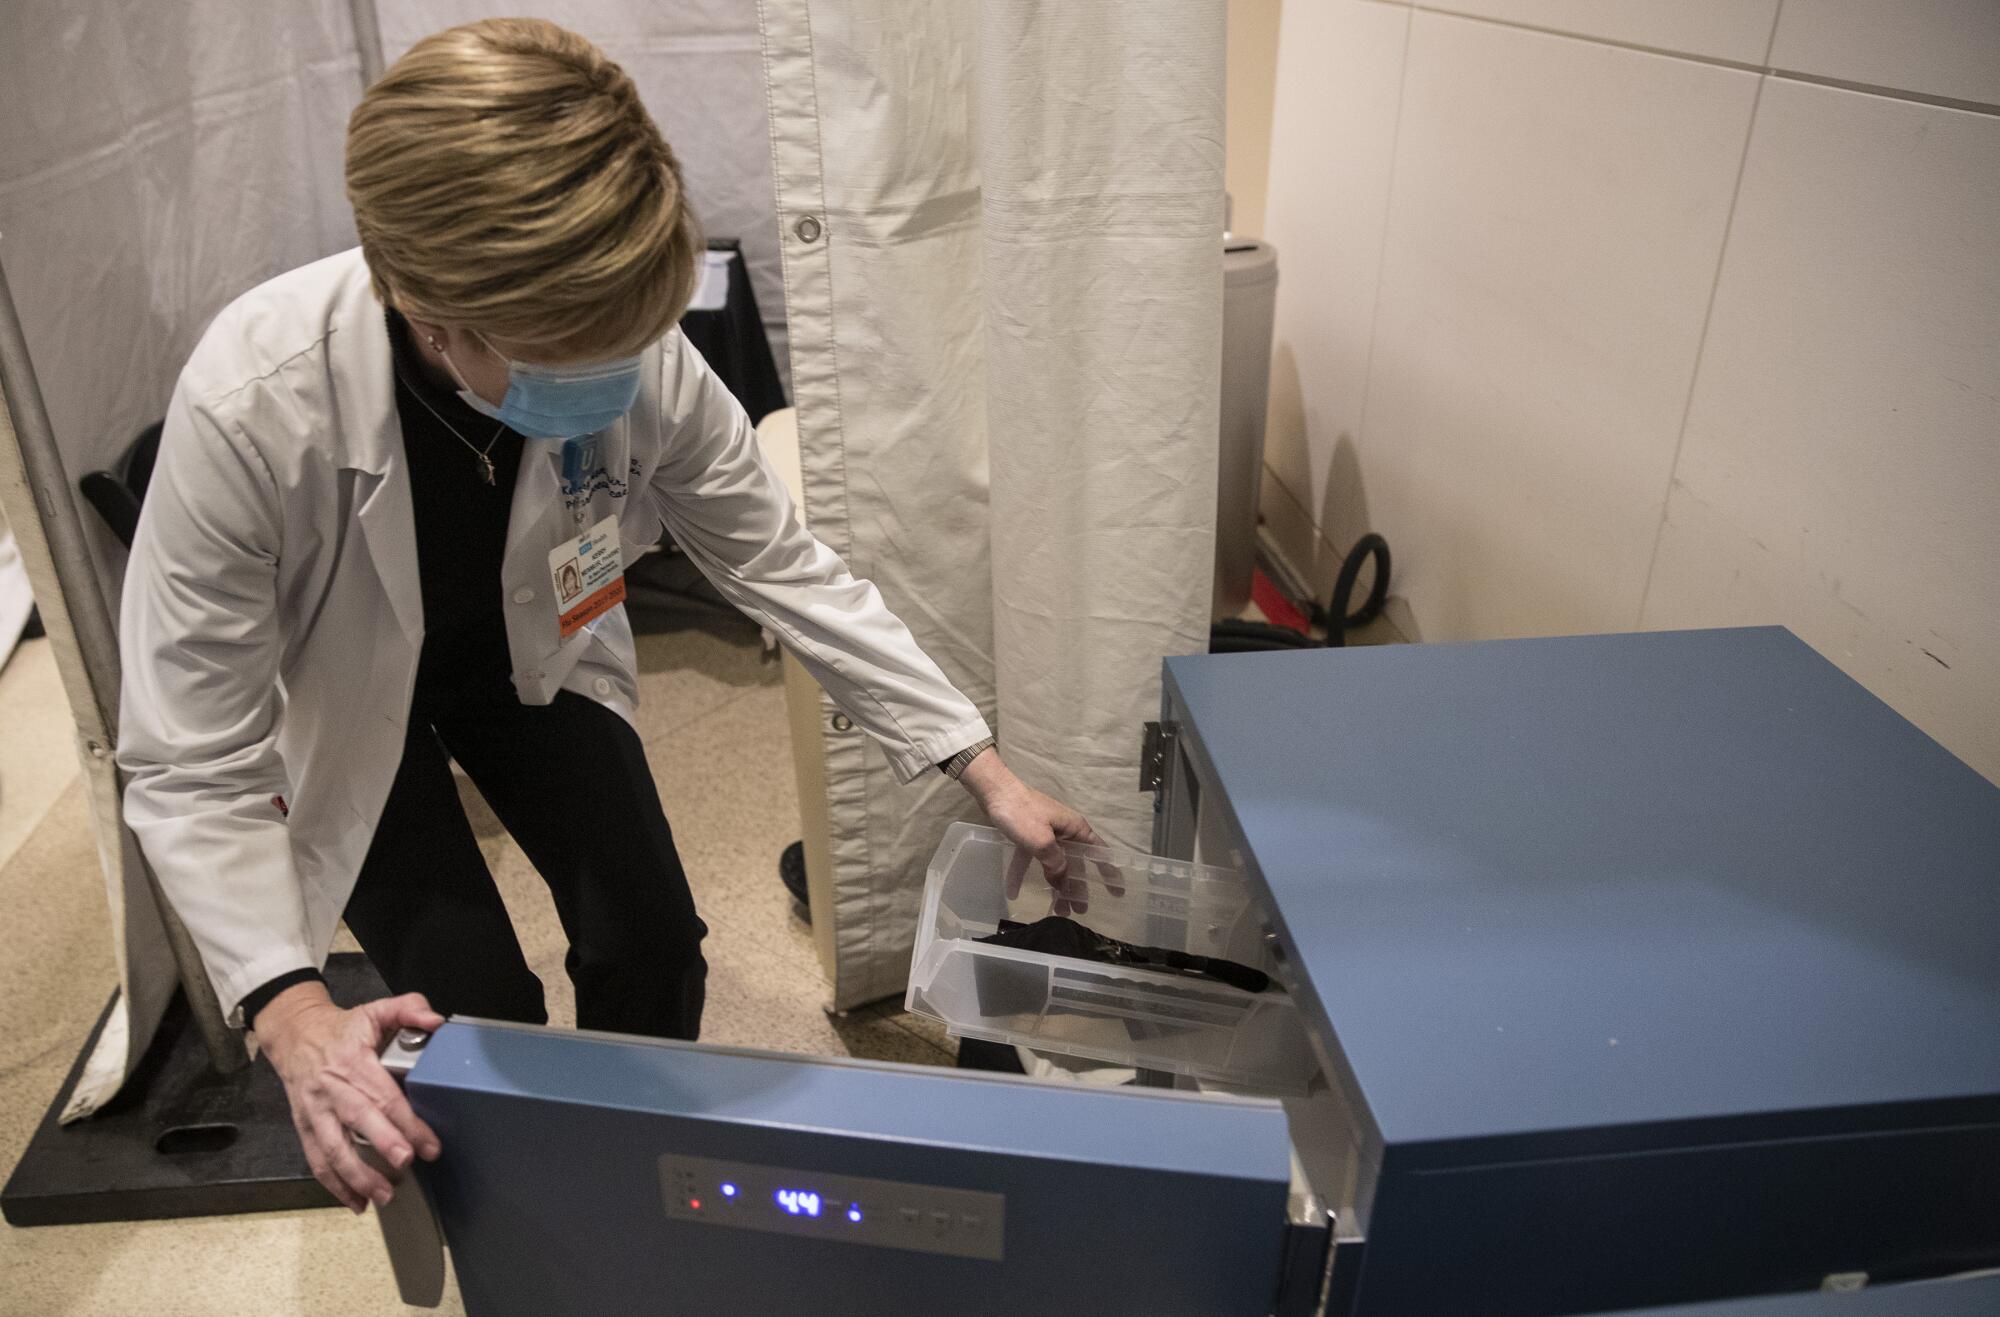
left=385, top=308, right=526, bottom=715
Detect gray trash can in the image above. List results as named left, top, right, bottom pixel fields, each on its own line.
left=1214, top=239, right=1277, bottom=619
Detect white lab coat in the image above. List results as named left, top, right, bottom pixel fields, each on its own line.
left=117, top=249, right=989, bottom=1022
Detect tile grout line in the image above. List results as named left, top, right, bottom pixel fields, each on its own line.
left=1355, top=0, right=2000, bottom=118
left=1765, top=68, right=2000, bottom=119
left=1257, top=463, right=1349, bottom=603
left=1343, top=0, right=1417, bottom=560
left=1633, top=72, right=1770, bottom=629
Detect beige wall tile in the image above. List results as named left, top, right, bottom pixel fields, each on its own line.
left=1412, top=0, right=1780, bottom=64
left=1357, top=14, right=1757, bottom=640
left=1261, top=0, right=1410, bottom=540
left=1641, top=81, right=2000, bottom=782
left=1770, top=0, right=2000, bottom=108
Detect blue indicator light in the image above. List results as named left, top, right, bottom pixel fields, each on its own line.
left=720, top=1183, right=737, bottom=1198
left=847, top=1205, right=863, bottom=1223
left=775, top=1189, right=821, bottom=1217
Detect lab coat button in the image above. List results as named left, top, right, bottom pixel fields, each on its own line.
left=511, top=587, right=535, bottom=604
left=592, top=677, right=613, bottom=697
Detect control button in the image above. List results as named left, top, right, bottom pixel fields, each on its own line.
left=960, top=1213, right=984, bottom=1233
left=512, top=587, right=535, bottom=604
left=898, top=1207, right=920, bottom=1228
left=929, top=1211, right=952, bottom=1236
left=394, top=1028, right=430, bottom=1050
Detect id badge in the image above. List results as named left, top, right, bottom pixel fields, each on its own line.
left=548, top=514, right=627, bottom=639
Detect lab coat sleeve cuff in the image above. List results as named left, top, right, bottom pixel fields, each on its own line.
left=882, top=715, right=994, bottom=786
left=217, top=947, right=321, bottom=1030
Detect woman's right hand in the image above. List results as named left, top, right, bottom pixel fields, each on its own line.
left=254, top=983, right=444, bottom=1212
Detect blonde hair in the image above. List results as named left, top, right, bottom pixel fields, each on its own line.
left=345, top=18, right=701, bottom=361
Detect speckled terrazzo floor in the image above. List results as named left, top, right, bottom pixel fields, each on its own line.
left=0, top=619, right=953, bottom=1316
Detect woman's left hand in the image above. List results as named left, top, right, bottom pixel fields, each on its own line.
left=956, top=747, right=1107, bottom=914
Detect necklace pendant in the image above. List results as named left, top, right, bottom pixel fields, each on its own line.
left=477, top=453, right=496, bottom=486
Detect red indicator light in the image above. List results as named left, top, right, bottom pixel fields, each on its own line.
left=690, top=1199, right=702, bottom=1210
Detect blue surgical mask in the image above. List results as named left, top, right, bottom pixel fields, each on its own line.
left=445, top=332, right=645, bottom=440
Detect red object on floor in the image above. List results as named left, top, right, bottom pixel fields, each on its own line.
left=1251, top=567, right=1311, bottom=635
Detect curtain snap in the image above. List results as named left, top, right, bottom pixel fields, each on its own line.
left=793, top=214, right=823, bottom=243
left=830, top=712, right=852, bottom=732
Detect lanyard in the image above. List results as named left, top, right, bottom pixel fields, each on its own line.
left=559, top=436, right=599, bottom=531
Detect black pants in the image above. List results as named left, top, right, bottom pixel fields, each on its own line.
left=343, top=690, right=708, bottom=1040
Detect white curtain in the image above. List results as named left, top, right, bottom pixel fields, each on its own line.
left=0, top=0, right=368, bottom=1117
left=760, top=0, right=1222, bottom=1008
left=0, top=4, right=363, bottom=492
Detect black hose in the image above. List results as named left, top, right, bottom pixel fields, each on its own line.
left=1317, top=532, right=1391, bottom=648
left=1208, top=619, right=1315, bottom=652
left=1209, top=532, right=1392, bottom=653
left=1207, top=631, right=1312, bottom=654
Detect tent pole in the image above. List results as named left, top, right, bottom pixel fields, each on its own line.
left=0, top=256, right=242, bottom=1075
left=349, top=0, right=386, bottom=88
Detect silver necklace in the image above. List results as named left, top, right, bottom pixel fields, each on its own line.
left=406, top=333, right=509, bottom=485
left=400, top=375, right=508, bottom=486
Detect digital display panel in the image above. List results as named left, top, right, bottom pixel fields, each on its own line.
left=660, top=1154, right=1005, bottom=1261
left=775, top=1189, right=820, bottom=1217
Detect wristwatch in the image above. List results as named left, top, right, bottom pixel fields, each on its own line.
left=938, top=736, right=996, bottom=781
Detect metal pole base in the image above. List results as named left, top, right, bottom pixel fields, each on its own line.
left=2, top=952, right=388, bottom=1227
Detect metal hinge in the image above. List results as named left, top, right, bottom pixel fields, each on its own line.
left=1139, top=720, right=1177, bottom=792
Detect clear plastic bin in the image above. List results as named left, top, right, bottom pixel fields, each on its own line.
left=906, top=823, right=1316, bottom=1093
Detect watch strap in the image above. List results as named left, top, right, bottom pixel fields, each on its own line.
left=939, top=736, right=996, bottom=780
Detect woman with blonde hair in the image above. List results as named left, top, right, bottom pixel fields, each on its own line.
left=116, top=19, right=1093, bottom=1214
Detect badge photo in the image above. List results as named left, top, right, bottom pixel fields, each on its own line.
left=548, top=514, right=627, bottom=638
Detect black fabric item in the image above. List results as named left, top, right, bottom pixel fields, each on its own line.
left=342, top=689, right=709, bottom=1040
left=239, top=967, right=326, bottom=1031
left=976, top=917, right=1270, bottom=994
left=955, top=1037, right=1028, bottom=1074
left=678, top=242, right=787, bottom=425
left=778, top=839, right=810, bottom=917
left=385, top=308, right=526, bottom=713
left=624, top=242, right=788, bottom=636
left=78, top=419, right=164, bottom=550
